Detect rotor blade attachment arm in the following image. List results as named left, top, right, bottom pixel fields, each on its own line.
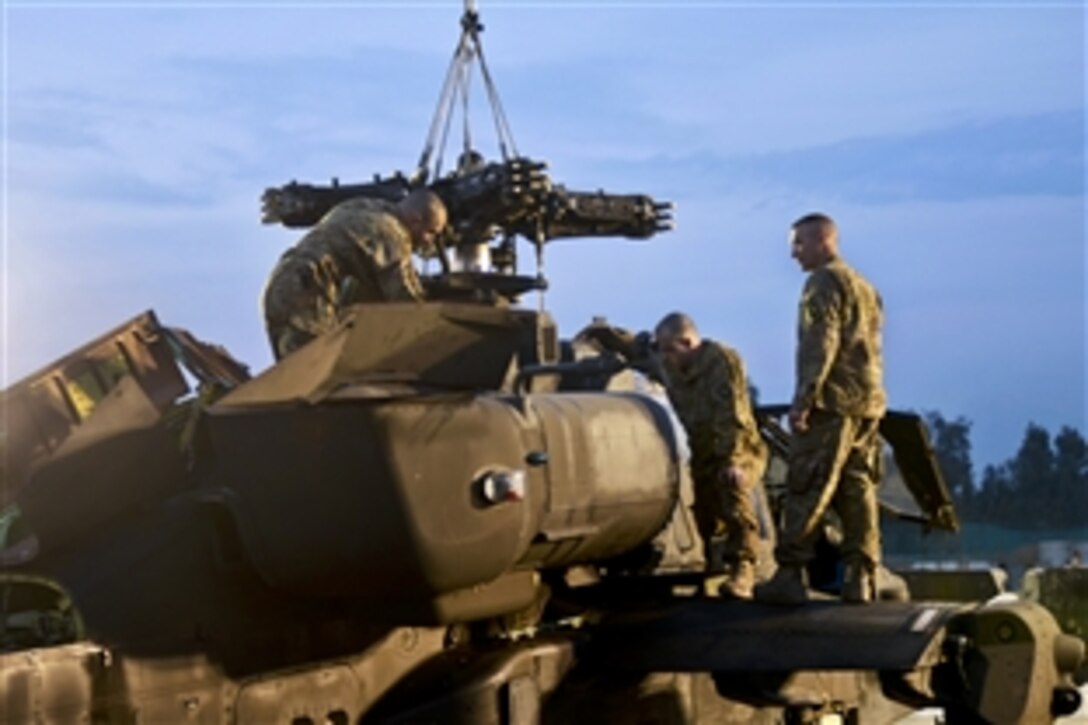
left=261, top=176, right=412, bottom=228
left=531, top=188, right=674, bottom=242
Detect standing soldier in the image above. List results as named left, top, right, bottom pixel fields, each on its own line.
left=654, top=313, right=769, bottom=599
left=262, top=188, right=448, bottom=359
left=755, top=213, right=887, bottom=605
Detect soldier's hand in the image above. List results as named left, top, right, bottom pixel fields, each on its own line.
left=720, top=466, right=745, bottom=488
left=788, top=406, right=810, bottom=434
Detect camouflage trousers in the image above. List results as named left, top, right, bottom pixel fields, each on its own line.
left=776, top=411, right=882, bottom=569
left=262, top=257, right=341, bottom=359
left=692, top=456, right=767, bottom=568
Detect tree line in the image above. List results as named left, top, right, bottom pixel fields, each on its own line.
left=924, top=413, right=1088, bottom=530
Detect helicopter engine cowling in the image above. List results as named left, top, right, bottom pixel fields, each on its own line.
left=204, top=390, right=682, bottom=623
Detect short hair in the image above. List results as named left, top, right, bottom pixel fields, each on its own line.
left=655, top=311, right=697, bottom=339
left=792, top=212, right=837, bottom=240
left=399, top=188, right=448, bottom=228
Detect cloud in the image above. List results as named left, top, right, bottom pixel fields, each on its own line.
left=10, top=5, right=1082, bottom=190
left=626, top=7, right=1084, bottom=155
left=558, top=109, right=1085, bottom=206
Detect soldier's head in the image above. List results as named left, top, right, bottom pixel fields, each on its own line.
left=790, top=212, right=839, bottom=271
left=397, top=188, right=448, bottom=256
left=654, top=312, right=701, bottom=369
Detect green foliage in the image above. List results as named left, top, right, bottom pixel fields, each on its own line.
left=885, top=416, right=1086, bottom=559
left=925, top=414, right=1088, bottom=529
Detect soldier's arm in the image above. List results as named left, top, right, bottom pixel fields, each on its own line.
left=793, top=271, right=842, bottom=414
left=377, top=258, right=426, bottom=301
left=372, top=234, right=426, bottom=302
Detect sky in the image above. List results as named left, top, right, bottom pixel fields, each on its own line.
left=1, top=0, right=1084, bottom=473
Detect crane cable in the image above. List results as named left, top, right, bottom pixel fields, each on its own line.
left=415, top=1, right=518, bottom=183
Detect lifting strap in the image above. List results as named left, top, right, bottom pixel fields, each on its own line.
left=415, top=0, right=518, bottom=183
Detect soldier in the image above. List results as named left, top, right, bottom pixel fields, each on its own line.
left=262, top=188, right=448, bottom=359
left=654, top=312, right=768, bottom=599
left=755, top=213, right=887, bottom=605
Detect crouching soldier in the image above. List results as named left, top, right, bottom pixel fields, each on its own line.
left=654, top=312, right=769, bottom=599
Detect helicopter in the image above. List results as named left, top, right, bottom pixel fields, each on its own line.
left=0, top=2, right=1082, bottom=723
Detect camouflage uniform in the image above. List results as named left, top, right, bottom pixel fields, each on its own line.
left=778, top=258, right=887, bottom=572
left=664, top=341, right=768, bottom=568
left=262, top=198, right=424, bottom=359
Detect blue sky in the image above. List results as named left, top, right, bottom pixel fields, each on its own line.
left=2, top=1, right=1084, bottom=472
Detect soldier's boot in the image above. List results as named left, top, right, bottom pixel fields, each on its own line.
left=717, top=560, right=756, bottom=600
left=842, top=562, right=877, bottom=604
left=876, top=566, right=910, bottom=602
left=753, top=565, right=808, bottom=605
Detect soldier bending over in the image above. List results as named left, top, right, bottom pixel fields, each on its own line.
left=654, top=313, right=768, bottom=599
left=262, top=189, right=448, bottom=359
left=756, top=213, right=887, bottom=605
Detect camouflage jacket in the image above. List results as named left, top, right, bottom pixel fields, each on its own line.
left=794, top=258, right=887, bottom=420
left=276, top=198, right=423, bottom=307
left=664, top=341, right=767, bottom=477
